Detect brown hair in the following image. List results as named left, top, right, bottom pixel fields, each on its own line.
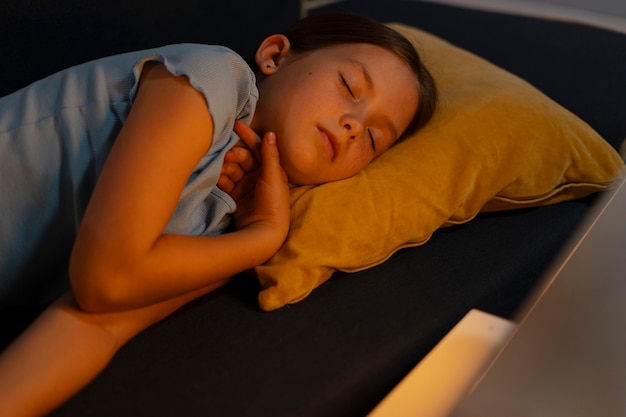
left=280, top=13, right=437, bottom=138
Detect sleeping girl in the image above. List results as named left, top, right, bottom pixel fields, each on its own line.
left=0, top=13, right=436, bottom=416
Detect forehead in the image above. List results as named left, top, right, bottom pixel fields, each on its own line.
left=315, top=43, right=417, bottom=98
left=311, top=43, right=409, bottom=70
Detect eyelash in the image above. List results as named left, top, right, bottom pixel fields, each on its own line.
left=367, top=129, right=376, bottom=152
left=340, top=75, right=355, bottom=98
left=341, top=74, right=376, bottom=151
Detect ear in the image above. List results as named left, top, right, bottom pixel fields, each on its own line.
left=254, top=34, right=291, bottom=75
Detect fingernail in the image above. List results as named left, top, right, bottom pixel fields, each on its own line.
left=267, top=132, right=276, bottom=145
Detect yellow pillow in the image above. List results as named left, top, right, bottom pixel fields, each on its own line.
left=254, top=23, right=625, bottom=311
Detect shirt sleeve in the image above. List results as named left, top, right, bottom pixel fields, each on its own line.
left=130, top=44, right=259, bottom=236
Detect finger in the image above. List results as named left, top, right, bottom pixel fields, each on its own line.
left=217, top=174, right=235, bottom=193
left=230, top=139, right=250, bottom=151
left=234, top=120, right=262, bottom=161
left=260, top=132, right=287, bottom=183
left=229, top=169, right=260, bottom=202
left=225, top=146, right=259, bottom=172
left=220, top=161, right=246, bottom=183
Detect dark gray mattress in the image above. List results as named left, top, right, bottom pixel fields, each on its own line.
left=1, top=1, right=625, bottom=416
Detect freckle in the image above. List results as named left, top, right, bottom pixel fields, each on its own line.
left=308, top=72, right=313, bottom=75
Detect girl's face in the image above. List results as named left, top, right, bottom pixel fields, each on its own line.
left=251, top=37, right=419, bottom=185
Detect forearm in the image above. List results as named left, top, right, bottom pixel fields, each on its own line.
left=71, top=225, right=280, bottom=313
left=0, top=283, right=224, bottom=417
left=152, top=225, right=281, bottom=281
left=0, top=295, right=119, bottom=417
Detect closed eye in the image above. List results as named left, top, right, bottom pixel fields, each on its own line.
left=340, top=75, right=355, bottom=98
left=367, top=128, right=376, bottom=152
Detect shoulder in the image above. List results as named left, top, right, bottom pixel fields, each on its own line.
left=128, top=44, right=257, bottom=150
left=146, top=44, right=254, bottom=85
left=133, top=44, right=257, bottom=109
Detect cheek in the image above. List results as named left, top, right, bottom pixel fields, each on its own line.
left=330, top=154, right=372, bottom=183
left=348, top=159, right=370, bottom=177
left=348, top=145, right=375, bottom=171
left=276, top=138, right=318, bottom=183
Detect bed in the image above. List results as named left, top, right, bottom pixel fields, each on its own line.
left=1, top=1, right=625, bottom=416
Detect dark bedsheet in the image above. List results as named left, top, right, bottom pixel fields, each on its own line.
left=2, top=1, right=625, bottom=416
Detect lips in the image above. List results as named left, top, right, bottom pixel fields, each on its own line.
left=318, top=126, right=339, bottom=160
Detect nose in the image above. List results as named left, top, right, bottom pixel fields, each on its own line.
left=341, top=115, right=363, bottom=142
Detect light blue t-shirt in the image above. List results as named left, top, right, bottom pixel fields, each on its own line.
left=0, top=44, right=258, bottom=305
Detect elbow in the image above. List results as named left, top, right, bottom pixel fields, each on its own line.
left=69, top=254, right=131, bottom=314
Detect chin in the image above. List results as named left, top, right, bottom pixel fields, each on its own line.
left=286, top=176, right=315, bottom=187
left=282, top=159, right=320, bottom=186
left=286, top=171, right=322, bottom=186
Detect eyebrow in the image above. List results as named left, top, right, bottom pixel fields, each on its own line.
left=348, top=59, right=399, bottom=141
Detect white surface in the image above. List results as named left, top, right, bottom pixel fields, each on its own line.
left=422, top=0, right=626, bottom=33
left=452, top=177, right=626, bottom=417
left=533, top=0, right=626, bottom=17
left=301, top=0, right=626, bottom=33
left=367, top=309, right=516, bottom=417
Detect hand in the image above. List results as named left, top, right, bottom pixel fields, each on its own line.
left=217, top=121, right=261, bottom=201
left=233, top=129, right=290, bottom=251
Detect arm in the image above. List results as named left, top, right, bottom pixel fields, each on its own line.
left=70, top=63, right=290, bottom=313
left=0, top=280, right=226, bottom=417
left=0, top=66, right=288, bottom=416
left=0, top=126, right=285, bottom=417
